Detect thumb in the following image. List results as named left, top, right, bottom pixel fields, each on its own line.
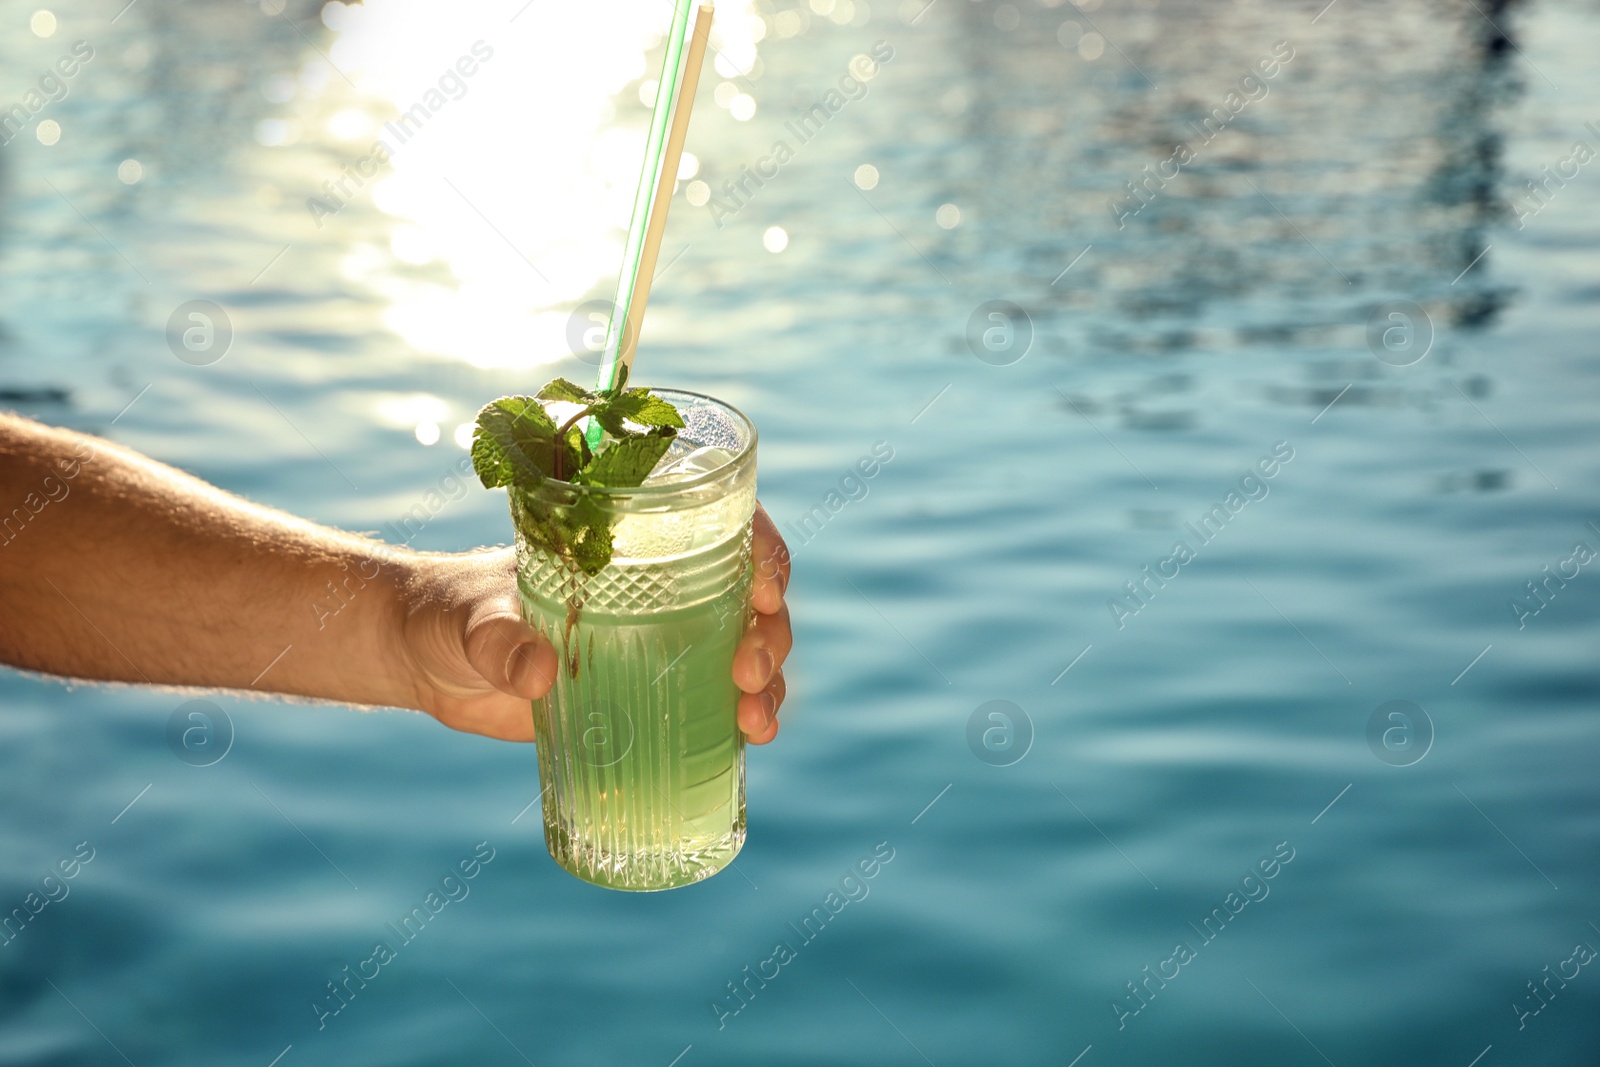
left=462, top=600, right=558, bottom=700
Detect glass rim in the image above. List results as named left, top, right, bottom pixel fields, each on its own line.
left=536, top=386, right=756, bottom=499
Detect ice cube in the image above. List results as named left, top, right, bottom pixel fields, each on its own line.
left=644, top=445, right=734, bottom=486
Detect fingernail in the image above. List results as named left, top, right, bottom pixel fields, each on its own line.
left=759, top=690, right=776, bottom=727
left=756, top=647, right=775, bottom=683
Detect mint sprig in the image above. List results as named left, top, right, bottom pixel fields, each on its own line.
left=471, top=366, right=685, bottom=576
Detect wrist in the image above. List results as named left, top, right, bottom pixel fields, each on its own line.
left=283, top=538, right=426, bottom=711
left=362, top=546, right=434, bottom=711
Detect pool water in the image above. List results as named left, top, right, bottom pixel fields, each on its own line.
left=2, top=0, right=1598, bottom=1064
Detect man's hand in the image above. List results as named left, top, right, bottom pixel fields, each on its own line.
left=0, top=413, right=791, bottom=743
left=393, top=505, right=791, bottom=744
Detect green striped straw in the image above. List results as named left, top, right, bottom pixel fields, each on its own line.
left=591, top=0, right=698, bottom=431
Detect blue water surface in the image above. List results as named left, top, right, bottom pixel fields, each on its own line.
left=2, top=0, right=1598, bottom=1064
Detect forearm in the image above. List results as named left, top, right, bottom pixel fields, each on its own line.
left=0, top=412, right=415, bottom=708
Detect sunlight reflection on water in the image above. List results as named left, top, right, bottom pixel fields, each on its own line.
left=275, top=0, right=765, bottom=370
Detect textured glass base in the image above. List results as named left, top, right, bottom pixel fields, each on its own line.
left=546, top=820, right=746, bottom=892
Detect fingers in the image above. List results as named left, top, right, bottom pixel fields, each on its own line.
left=732, top=602, right=790, bottom=694
left=737, top=669, right=785, bottom=744
left=742, top=505, right=791, bottom=744
left=462, top=602, right=558, bottom=701
left=752, top=504, right=790, bottom=615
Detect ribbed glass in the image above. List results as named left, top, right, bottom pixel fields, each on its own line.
left=511, top=390, right=756, bottom=891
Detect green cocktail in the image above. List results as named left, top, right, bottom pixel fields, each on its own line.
left=508, top=389, right=756, bottom=890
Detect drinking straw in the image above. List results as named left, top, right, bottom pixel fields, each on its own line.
left=620, top=4, right=714, bottom=374
left=590, top=1, right=714, bottom=435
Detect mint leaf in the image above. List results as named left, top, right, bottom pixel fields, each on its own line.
left=471, top=433, right=522, bottom=490
left=474, top=376, right=684, bottom=581
left=607, top=390, right=687, bottom=429
left=572, top=527, right=613, bottom=576
left=591, top=408, right=629, bottom=438
left=472, top=396, right=556, bottom=489
left=579, top=430, right=675, bottom=488
left=537, top=378, right=595, bottom=404
left=559, top=421, right=589, bottom=477
left=588, top=388, right=685, bottom=437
